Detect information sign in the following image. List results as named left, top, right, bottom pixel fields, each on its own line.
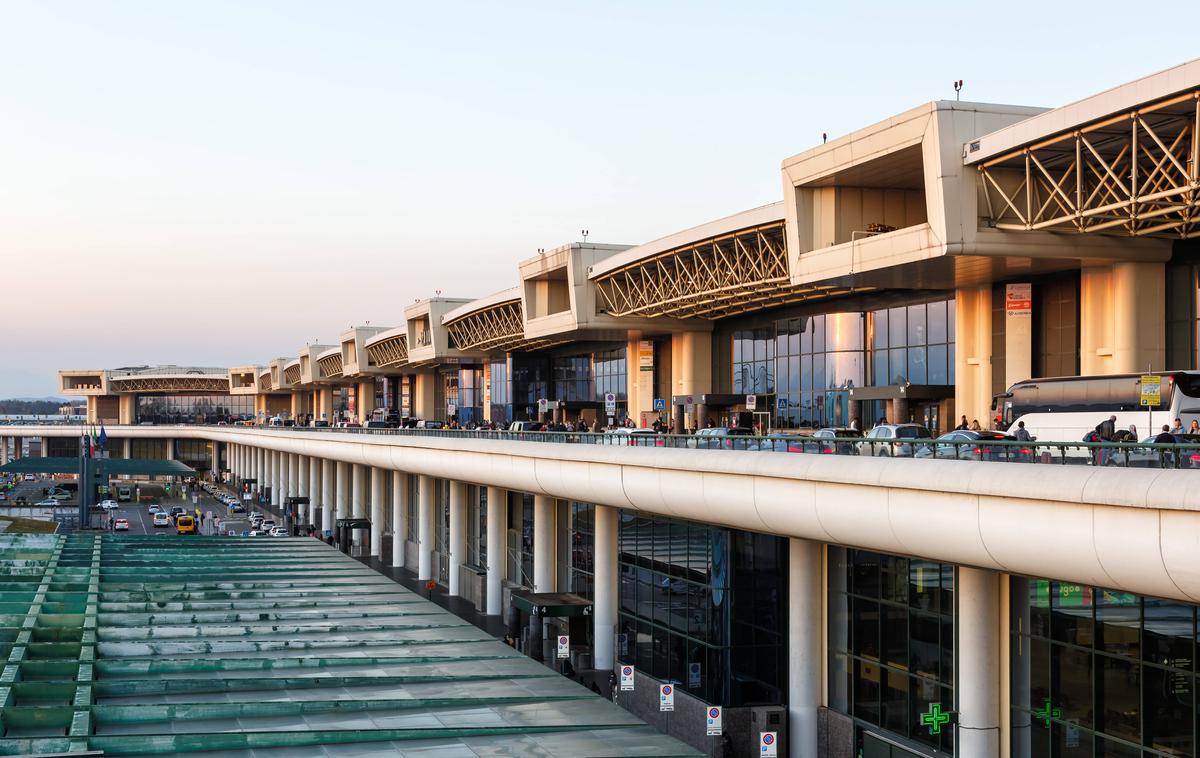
left=604, top=393, right=617, bottom=414
left=653, top=398, right=666, bottom=411
left=706, top=706, right=723, bottom=736
left=760, top=731, right=778, bottom=757
left=557, top=634, right=569, bottom=659
left=659, top=683, right=674, bottom=712
left=688, top=662, right=701, bottom=688
left=619, top=665, right=635, bottom=691
left=1141, top=375, right=1162, bottom=407
left=746, top=394, right=757, bottom=411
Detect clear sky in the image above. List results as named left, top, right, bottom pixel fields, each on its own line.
left=0, top=0, right=1187, bottom=397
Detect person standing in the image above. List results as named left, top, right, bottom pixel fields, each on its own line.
left=1014, top=421, right=1033, bottom=442
left=956, top=415, right=969, bottom=431
left=1172, top=418, right=1184, bottom=434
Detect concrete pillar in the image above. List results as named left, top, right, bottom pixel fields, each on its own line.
left=955, top=284, right=992, bottom=429
left=392, top=471, right=408, bottom=568
left=40, top=438, right=48, bottom=457
left=287, top=453, right=298, bottom=506
left=351, top=464, right=366, bottom=546
left=318, top=389, right=333, bottom=422
left=958, top=566, right=1002, bottom=757
left=0, top=436, right=7, bottom=465
left=486, top=486, right=506, bottom=616
left=672, top=330, right=713, bottom=430
left=448, top=481, right=467, bottom=596
left=370, top=466, right=385, bottom=556
left=307, top=455, right=318, bottom=526
left=593, top=504, right=618, bottom=672
left=297, top=455, right=309, bottom=522
left=118, top=395, right=136, bottom=424
left=417, top=475, right=434, bottom=581
left=123, top=438, right=132, bottom=461
left=358, top=380, right=376, bottom=423
left=321, top=458, right=334, bottom=536
left=414, top=373, right=436, bottom=419
left=787, top=538, right=821, bottom=758
left=533, top=494, right=555, bottom=593
left=164, top=439, right=174, bottom=461
left=271, top=452, right=281, bottom=506
left=335, top=461, right=349, bottom=530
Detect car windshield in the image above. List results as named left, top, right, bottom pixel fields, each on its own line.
left=896, top=426, right=932, bottom=438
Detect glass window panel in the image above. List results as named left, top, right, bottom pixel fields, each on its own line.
left=1142, top=599, right=1193, bottom=670
left=853, top=658, right=881, bottom=725
left=882, top=666, right=908, bottom=733
left=852, top=551, right=880, bottom=598
left=927, top=300, right=948, bottom=344
left=910, top=612, right=939, bottom=679
left=1141, top=665, right=1192, bottom=755
left=1096, top=655, right=1139, bottom=743
left=909, top=560, right=939, bottom=613
left=907, top=303, right=926, bottom=347
left=889, top=348, right=907, bottom=385
left=882, top=604, right=907, bottom=668
left=812, top=349, right=827, bottom=391
left=1052, top=583, right=1095, bottom=646
left=907, top=345, right=927, bottom=384
left=873, top=351, right=889, bottom=387
left=1096, top=591, right=1140, bottom=658
left=1051, top=644, right=1094, bottom=728
left=889, top=307, right=907, bottom=348
left=928, top=344, right=948, bottom=385
left=1052, top=721, right=1092, bottom=757
left=881, top=556, right=908, bottom=604
left=853, top=596, right=880, bottom=659
left=812, top=316, right=825, bottom=354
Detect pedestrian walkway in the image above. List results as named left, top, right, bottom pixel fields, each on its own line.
left=0, top=533, right=700, bottom=756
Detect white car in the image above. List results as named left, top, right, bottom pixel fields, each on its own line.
left=99, top=500, right=119, bottom=511
left=147, top=504, right=163, bottom=514
left=35, top=498, right=60, bottom=507
left=269, top=526, right=287, bottom=537
left=261, top=520, right=277, bottom=530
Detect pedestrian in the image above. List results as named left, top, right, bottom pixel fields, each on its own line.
left=849, top=417, right=860, bottom=431
left=1014, top=421, right=1033, bottom=442
left=1154, top=424, right=1175, bottom=444
left=1172, top=418, right=1184, bottom=434
left=955, top=415, right=969, bottom=431
left=1096, top=415, right=1117, bottom=441
left=1190, top=420, right=1200, bottom=435
left=969, top=419, right=982, bottom=432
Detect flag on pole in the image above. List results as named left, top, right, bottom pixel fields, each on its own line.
left=98, top=425, right=108, bottom=450
left=89, top=426, right=98, bottom=457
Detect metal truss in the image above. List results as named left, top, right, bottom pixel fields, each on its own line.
left=108, top=376, right=231, bottom=393
left=592, top=221, right=853, bottom=319
left=978, top=89, right=1200, bottom=237
left=283, top=364, right=302, bottom=386
left=445, top=299, right=525, bottom=352
left=258, top=373, right=273, bottom=391
left=317, top=352, right=344, bottom=379
left=364, top=334, right=407, bottom=369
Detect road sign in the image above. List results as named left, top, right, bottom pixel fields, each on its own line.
left=557, top=634, right=569, bottom=659
left=619, top=665, right=635, bottom=691
left=447, top=403, right=456, bottom=417
left=538, top=398, right=548, bottom=412
left=604, top=393, right=617, bottom=414
left=688, top=662, right=701, bottom=688
left=659, top=683, right=674, bottom=712
left=1141, top=375, right=1162, bottom=407
left=759, top=731, right=777, bottom=757
left=777, top=397, right=787, bottom=411
left=746, top=394, right=757, bottom=411
left=706, top=706, right=722, bottom=736
left=653, top=398, right=666, bottom=412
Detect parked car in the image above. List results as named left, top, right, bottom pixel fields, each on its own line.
left=690, top=427, right=756, bottom=450
left=858, top=424, right=934, bottom=457
left=599, top=428, right=664, bottom=446
left=34, top=498, right=60, bottom=507
left=916, top=430, right=1031, bottom=462
left=268, top=526, right=288, bottom=537
left=99, top=500, right=119, bottom=511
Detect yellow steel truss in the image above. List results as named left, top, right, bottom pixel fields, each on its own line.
left=364, top=334, right=407, bottom=369
left=977, top=89, right=1200, bottom=238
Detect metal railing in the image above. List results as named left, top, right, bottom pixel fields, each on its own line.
left=6, top=421, right=1200, bottom=469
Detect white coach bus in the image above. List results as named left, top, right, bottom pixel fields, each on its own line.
left=995, top=371, right=1200, bottom=442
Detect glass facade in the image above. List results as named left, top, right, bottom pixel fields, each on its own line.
left=869, top=301, right=955, bottom=388
left=554, top=356, right=592, bottom=403
left=616, top=513, right=786, bottom=706
left=467, top=485, right=487, bottom=567
left=733, top=327, right=775, bottom=394
left=442, top=366, right=483, bottom=423
left=136, top=394, right=255, bottom=424
left=829, top=547, right=955, bottom=755
left=1011, top=577, right=1199, bottom=757
left=488, top=346, right=627, bottom=423
left=570, top=502, right=595, bottom=598
left=775, top=313, right=865, bottom=428
left=489, top=359, right=511, bottom=423
left=594, top=348, right=628, bottom=403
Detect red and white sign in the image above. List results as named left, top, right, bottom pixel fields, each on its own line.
left=659, top=683, right=674, bottom=712
left=706, top=706, right=723, bottom=736
left=556, top=635, right=569, bottom=659
left=760, top=731, right=778, bottom=757
left=1005, top=283, right=1032, bottom=316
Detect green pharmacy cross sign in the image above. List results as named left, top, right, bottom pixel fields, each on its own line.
left=920, top=703, right=954, bottom=735
left=1034, top=698, right=1062, bottom=727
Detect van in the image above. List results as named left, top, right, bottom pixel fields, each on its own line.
left=116, top=486, right=132, bottom=502
left=175, top=516, right=197, bottom=535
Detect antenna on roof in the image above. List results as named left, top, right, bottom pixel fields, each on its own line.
left=822, top=132, right=827, bottom=144
left=953, top=80, right=963, bottom=101
left=581, top=229, right=589, bottom=243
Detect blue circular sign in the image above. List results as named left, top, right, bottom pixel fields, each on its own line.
left=622, top=666, right=632, bottom=675
left=662, top=685, right=672, bottom=695
left=709, top=707, right=720, bottom=718
left=762, top=734, right=775, bottom=745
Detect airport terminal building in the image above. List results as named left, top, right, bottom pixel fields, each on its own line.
left=8, top=60, right=1200, bottom=757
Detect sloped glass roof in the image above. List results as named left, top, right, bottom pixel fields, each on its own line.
left=0, top=534, right=700, bottom=757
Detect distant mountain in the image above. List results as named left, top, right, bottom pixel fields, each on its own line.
left=7, top=396, right=68, bottom=403
left=0, top=399, right=70, bottom=414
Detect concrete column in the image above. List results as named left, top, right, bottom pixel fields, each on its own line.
left=533, top=494, right=555, bottom=593
left=448, top=481, right=467, bottom=596
left=321, top=459, right=334, bottom=536
left=40, top=438, right=48, bottom=457
left=392, top=471, right=408, bottom=568
left=787, top=538, right=822, bottom=758
left=335, top=461, right=349, bottom=529
left=958, top=566, right=1002, bottom=757
left=358, top=380, right=376, bottom=423
left=671, top=330, right=713, bottom=430
left=271, top=451, right=281, bottom=507
left=297, top=455, right=310, bottom=522
left=593, top=504, right=618, bottom=671
left=307, top=455, right=318, bottom=526
left=287, top=453, right=298, bottom=506
left=414, top=373, right=436, bottom=419
left=164, top=439, right=174, bottom=460
left=123, top=438, right=132, bottom=461
left=485, top=486, right=506, bottom=615
left=1114, top=261, right=1165, bottom=373
left=955, top=284, right=992, bottom=429
left=0, top=436, right=7, bottom=465
left=370, top=466, right=385, bottom=556
left=351, top=464, right=366, bottom=546
left=417, top=475, right=434, bottom=581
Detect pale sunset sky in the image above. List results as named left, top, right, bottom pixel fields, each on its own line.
left=0, top=0, right=1185, bottom=396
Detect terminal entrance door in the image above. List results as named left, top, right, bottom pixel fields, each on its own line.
left=824, top=389, right=850, bottom=428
